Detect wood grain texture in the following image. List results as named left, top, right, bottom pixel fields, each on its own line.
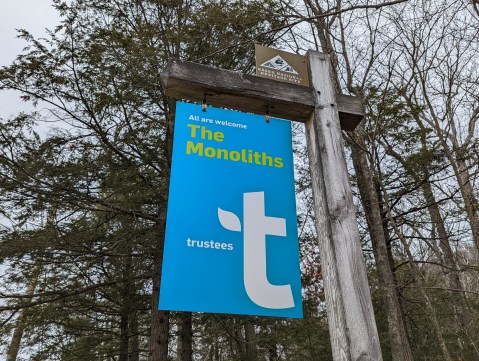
left=161, top=59, right=363, bottom=130
left=305, top=108, right=350, bottom=361
left=305, top=51, right=382, bottom=361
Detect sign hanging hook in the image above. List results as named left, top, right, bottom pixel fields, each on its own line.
left=202, top=94, right=207, bottom=112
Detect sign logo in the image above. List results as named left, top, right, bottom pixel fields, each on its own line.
left=255, top=44, right=310, bottom=86
left=159, top=101, right=302, bottom=318
left=219, top=192, right=294, bottom=309
left=260, top=55, right=299, bottom=75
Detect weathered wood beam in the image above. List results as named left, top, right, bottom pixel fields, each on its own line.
left=160, top=59, right=363, bottom=131
left=306, top=51, right=382, bottom=360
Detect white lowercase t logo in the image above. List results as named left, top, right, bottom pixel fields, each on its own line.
left=218, top=191, right=294, bottom=309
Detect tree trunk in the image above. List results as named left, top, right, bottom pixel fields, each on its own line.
left=244, top=320, right=258, bottom=361
left=6, top=206, right=56, bottom=361
left=6, top=264, right=41, bottom=361
left=268, top=343, right=278, bottom=361
left=120, top=247, right=134, bottom=361
left=176, top=312, right=193, bottom=361
left=148, top=99, right=176, bottom=361
left=233, top=318, right=246, bottom=361
left=350, top=135, right=414, bottom=361
left=401, top=240, right=454, bottom=361
left=383, top=138, right=473, bottom=357
left=455, top=158, right=479, bottom=250
left=421, top=181, right=465, bottom=291
left=148, top=236, right=170, bottom=361
left=129, top=310, right=140, bottom=361
left=419, top=108, right=479, bottom=249
left=381, top=182, right=454, bottom=361
left=422, top=179, right=471, bottom=357
left=207, top=337, right=221, bottom=361
left=119, top=308, right=129, bottom=361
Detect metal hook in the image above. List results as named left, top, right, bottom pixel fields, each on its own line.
left=202, top=94, right=207, bottom=112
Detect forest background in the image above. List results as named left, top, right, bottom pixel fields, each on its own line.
left=0, top=0, right=478, bottom=360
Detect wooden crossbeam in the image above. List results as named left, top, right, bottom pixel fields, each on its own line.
left=161, top=59, right=363, bottom=131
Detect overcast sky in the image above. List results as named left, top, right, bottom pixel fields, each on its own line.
left=0, top=0, right=60, bottom=118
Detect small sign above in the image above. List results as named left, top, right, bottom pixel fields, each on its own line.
left=255, top=44, right=310, bottom=87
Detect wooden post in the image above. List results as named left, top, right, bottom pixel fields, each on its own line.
left=305, top=51, right=382, bottom=360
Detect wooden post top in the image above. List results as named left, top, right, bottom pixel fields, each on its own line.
left=160, top=58, right=363, bottom=131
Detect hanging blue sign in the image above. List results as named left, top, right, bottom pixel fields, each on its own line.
left=159, top=101, right=302, bottom=318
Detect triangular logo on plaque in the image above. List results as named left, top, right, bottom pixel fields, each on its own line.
left=260, top=55, right=299, bottom=74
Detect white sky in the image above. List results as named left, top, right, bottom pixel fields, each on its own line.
left=0, top=0, right=60, bottom=118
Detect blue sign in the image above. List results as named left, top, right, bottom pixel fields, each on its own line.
left=159, top=101, right=302, bottom=318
